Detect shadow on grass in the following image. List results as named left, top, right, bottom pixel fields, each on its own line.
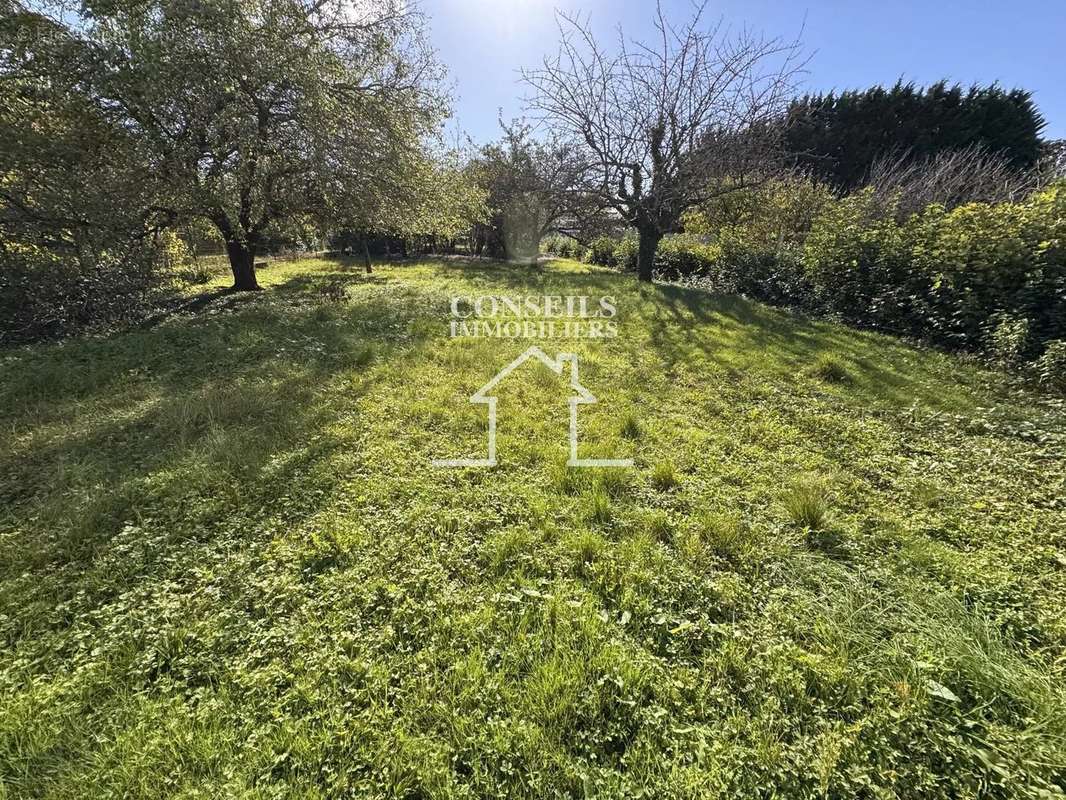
left=0, top=269, right=442, bottom=613
left=646, top=281, right=990, bottom=412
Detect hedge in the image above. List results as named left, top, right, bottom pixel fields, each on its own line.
left=547, top=183, right=1066, bottom=367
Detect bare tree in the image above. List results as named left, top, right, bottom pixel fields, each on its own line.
left=522, top=3, right=804, bottom=281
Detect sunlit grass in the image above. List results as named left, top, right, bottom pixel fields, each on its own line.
left=0, top=256, right=1063, bottom=797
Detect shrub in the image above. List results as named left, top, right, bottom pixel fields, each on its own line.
left=584, top=235, right=619, bottom=267
left=653, top=235, right=719, bottom=280
left=802, top=184, right=1066, bottom=358
left=685, top=175, right=834, bottom=250
left=540, top=234, right=587, bottom=261
left=1033, top=340, right=1066, bottom=393
left=0, top=237, right=173, bottom=345
left=714, top=233, right=812, bottom=306
left=984, top=313, right=1032, bottom=366
left=180, top=259, right=214, bottom=286
left=615, top=234, right=639, bottom=272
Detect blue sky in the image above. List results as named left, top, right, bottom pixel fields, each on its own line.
left=422, top=0, right=1065, bottom=144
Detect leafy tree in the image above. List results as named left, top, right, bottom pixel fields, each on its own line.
left=523, top=5, right=803, bottom=282
left=332, top=149, right=487, bottom=270
left=9, top=0, right=450, bottom=290
left=466, top=120, right=598, bottom=261
left=1, top=2, right=175, bottom=340
left=785, top=81, right=1046, bottom=190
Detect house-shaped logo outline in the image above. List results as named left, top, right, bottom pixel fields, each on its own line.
left=432, top=345, right=634, bottom=468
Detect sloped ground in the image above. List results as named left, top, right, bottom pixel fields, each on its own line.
left=1, top=258, right=1063, bottom=798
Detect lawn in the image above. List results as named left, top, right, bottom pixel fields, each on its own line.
left=1, top=257, right=1064, bottom=798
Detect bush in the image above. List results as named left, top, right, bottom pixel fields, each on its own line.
left=0, top=237, right=174, bottom=345
left=802, top=184, right=1066, bottom=357
left=1033, top=340, right=1066, bottom=393
left=584, top=235, right=619, bottom=267
left=984, top=313, right=1032, bottom=366
left=540, top=234, right=587, bottom=260
left=713, top=234, right=812, bottom=306
left=685, top=175, right=834, bottom=250
left=653, top=235, right=719, bottom=279
left=615, top=234, right=639, bottom=271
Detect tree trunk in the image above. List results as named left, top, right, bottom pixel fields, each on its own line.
left=362, top=237, right=372, bottom=274
left=225, top=239, right=261, bottom=291
left=636, top=226, right=662, bottom=283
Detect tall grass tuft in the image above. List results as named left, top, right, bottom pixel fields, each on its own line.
left=586, top=485, right=612, bottom=525
left=619, top=410, right=642, bottom=440
left=808, top=353, right=853, bottom=384
left=783, top=476, right=831, bottom=530
left=650, top=460, right=679, bottom=491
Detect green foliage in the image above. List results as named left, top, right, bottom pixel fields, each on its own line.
left=697, top=511, right=758, bottom=564
left=540, top=234, right=587, bottom=260
left=546, top=179, right=1063, bottom=376
left=0, top=6, right=182, bottom=341
left=467, top=122, right=589, bottom=260
left=786, top=81, right=1046, bottom=189
left=584, top=486, right=613, bottom=525
left=686, top=176, right=835, bottom=250
left=0, top=238, right=175, bottom=344
left=4, top=0, right=456, bottom=291
left=584, top=235, right=619, bottom=267
left=985, top=313, right=1032, bottom=366
left=613, top=234, right=639, bottom=272
left=1033, top=340, right=1066, bottom=393
left=802, top=184, right=1066, bottom=356
left=651, top=235, right=720, bottom=280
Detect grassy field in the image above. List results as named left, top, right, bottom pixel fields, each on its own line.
left=1, top=257, right=1064, bottom=798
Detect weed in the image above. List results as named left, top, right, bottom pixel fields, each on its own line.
left=808, top=353, right=853, bottom=384
left=650, top=460, right=679, bottom=490
left=783, top=475, right=831, bottom=530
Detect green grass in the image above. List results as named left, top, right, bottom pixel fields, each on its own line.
left=1, top=256, right=1064, bottom=798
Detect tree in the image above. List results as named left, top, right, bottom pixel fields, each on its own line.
left=1, top=2, right=177, bottom=340
left=332, top=147, right=488, bottom=270
left=466, top=120, right=599, bottom=261
left=13, top=0, right=449, bottom=290
left=785, top=82, right=1047, bottom=190
left=522, top=4, right=803, bottom=281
